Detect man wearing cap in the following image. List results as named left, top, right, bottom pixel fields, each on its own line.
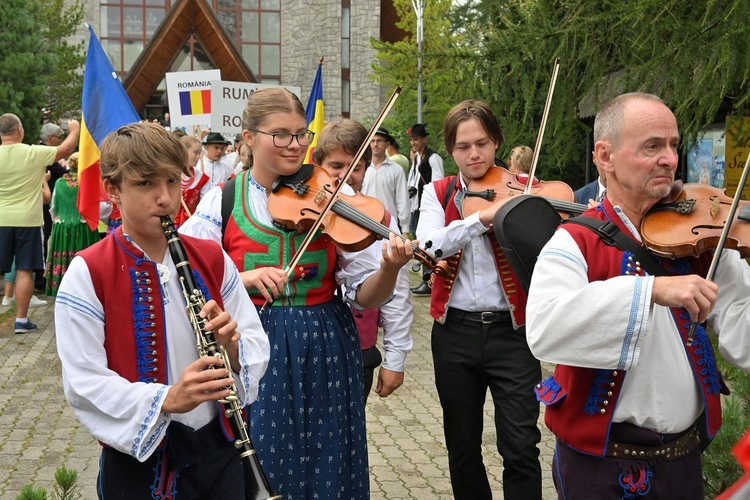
left=407, top=123, right=443, bottom=295
left=200, top=132, right=234, bottom=189
left=362, top=127, right=410, bottom=236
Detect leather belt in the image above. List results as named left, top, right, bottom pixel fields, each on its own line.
left=446, top=308, right=510, bottom=324
left=605, top=425, right=700, bottom=461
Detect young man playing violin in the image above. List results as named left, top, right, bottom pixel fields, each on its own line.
left=527, top=92, right=750, bottom=499
left=416, top=99, right=542, bottom=500
left=313, top=118, right=414, bottom=402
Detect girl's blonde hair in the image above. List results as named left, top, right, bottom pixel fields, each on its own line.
left=509, top=146, right=533, bottom=174
left=241, top=87, right=305, bottom=133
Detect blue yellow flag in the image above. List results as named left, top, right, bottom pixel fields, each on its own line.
left=304, top=58, right=324, bottom=164
left=79, top=24, right=140, bottom=230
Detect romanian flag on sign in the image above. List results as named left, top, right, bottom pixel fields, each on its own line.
left=179, top=89, right=211, bottom=115
left=78, top=24, right=140, bottom=230
left=304, top=57, right=324, bottom=164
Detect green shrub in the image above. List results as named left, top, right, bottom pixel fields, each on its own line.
left=703, top=334, right=750, bottom=497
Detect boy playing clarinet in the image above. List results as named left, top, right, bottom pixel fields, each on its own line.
left=54, top=122, right=270, bottom=498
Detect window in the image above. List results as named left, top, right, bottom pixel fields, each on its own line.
left=211, top=0, right=281, bottom=83
left=100, top=0, right=170, bottom=76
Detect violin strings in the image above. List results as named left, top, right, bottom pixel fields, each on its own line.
left=332, top=201, right=432, bottom=261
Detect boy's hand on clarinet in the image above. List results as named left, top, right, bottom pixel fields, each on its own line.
left=240, top=267, right=288, bottom=303
left=162, top=356, right=234, bottom=414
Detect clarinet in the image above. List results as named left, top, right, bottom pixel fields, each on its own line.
left=161, top=216, right=281, bottom=500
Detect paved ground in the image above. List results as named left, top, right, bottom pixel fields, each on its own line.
left=0, top=269, right=557, bottom=499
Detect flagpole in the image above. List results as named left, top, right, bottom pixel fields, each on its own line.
left=411, top=0, right=425, bottom=124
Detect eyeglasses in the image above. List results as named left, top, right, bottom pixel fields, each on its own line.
left=248, top=128, right=314, bottom=148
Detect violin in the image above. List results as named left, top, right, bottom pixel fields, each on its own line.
left=268, top=164, right=446, bottom=275
left=641, top=182, right=750, bottom=259
left=461, top=166, right=586, bottom=218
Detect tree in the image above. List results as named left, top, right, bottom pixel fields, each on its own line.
left=374, top=0, right=750, bottom=186
left=472, top=0, right=750, bottom=185
left=371, top=0, right=480, bottom=173
left=0, top=0, right=84, bottom=144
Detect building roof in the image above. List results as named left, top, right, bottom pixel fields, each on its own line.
left=123, top=0, right=258, bottom=112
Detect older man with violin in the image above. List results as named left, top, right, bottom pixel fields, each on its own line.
left=417, top=99, right=542, bottom=500
left=527, top=92, right=750, bottom=499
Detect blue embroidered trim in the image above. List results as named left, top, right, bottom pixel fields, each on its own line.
left=537, top=375, right=561, bottom=400
left=150, top=450, right=180, bottom=499
left=619, top=463, right=653, bottom=498
left=678, top=311, right=722, bottom=395
left=619, top=276, right=646, bottom=370
left=538, top=247, right=588, bottom=273
left=56, top=291, right=105, bottom=322
left=131, top=265, right=159, bottom=384
left=585, top=369, right=612, bottom=415
left=247, top=171, right=266, bottom=194
left=132, top=385, right=166, bottom=458
left=195, top=210, right=222, bottom=228
left=193, top=269, right=212, bottom=302
left=221, top=266, right=241, bottom=297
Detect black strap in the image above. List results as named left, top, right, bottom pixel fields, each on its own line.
left=221, top=176, right=237, bottom=240
left=441, top=176, right=459, bottom=210
left=564, top=216, right=666, bottom=276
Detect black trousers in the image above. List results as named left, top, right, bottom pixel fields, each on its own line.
left=97, top=418, right=245, bottom=499
left=432, top=312, right=542, bottom=500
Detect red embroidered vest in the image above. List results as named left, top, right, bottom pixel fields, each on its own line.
left=429, top=176, right=527, bottom=328
left=535, top=200, right=727, bottom=456
left=79, top=227, right=226, bottom=385
left=223, top=170, right=338, bottom=307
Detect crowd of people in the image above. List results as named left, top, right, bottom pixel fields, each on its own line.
left=2, top=89, right=749, bottom=500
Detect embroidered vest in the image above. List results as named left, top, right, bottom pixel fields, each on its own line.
left=535, top=201, right=727, bottom=456
left=428, top=176, right=527, bottom=328
left=223, top=170, right=338, bottom=307
left=79, top=227, right=226, bottom=385
left=175, top=173, right=210, bottom=226
left=413, top=147, right=438, bottom=202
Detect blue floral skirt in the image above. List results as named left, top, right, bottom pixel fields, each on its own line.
left=250, top=298, right=369, bottom=499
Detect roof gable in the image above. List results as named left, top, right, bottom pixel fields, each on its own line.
left=123, top=0, right=258, bottom=112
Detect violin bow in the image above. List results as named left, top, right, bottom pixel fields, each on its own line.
left=685, top=152, right=750, bottom=345
left=524, top=58, right=560, bottom=195
left=260, top=86, right=402, bottom=311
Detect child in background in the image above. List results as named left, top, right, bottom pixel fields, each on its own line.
left=45, top=152, right=100, bottom=296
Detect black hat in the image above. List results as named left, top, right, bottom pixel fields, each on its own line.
left=374, top=127, right=395, bottom=144
left=234, top=133, right=242, bottom=144
left=203, top=132, right=230, bottom=145
left=407, top=123, right=429, bottom=137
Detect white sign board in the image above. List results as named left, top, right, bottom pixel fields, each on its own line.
left=165, top=69, right=222, bottom=129
left=210, top=81, right=301, bottom=135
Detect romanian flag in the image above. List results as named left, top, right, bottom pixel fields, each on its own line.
left=304, top=57, right=324, bottom=164
left=78, top=24, right=140, bottom=230
left=179, top=89, right=211, bottom=115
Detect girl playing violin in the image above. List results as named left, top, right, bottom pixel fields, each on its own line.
left=179, top=87, right=413, bottom=498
